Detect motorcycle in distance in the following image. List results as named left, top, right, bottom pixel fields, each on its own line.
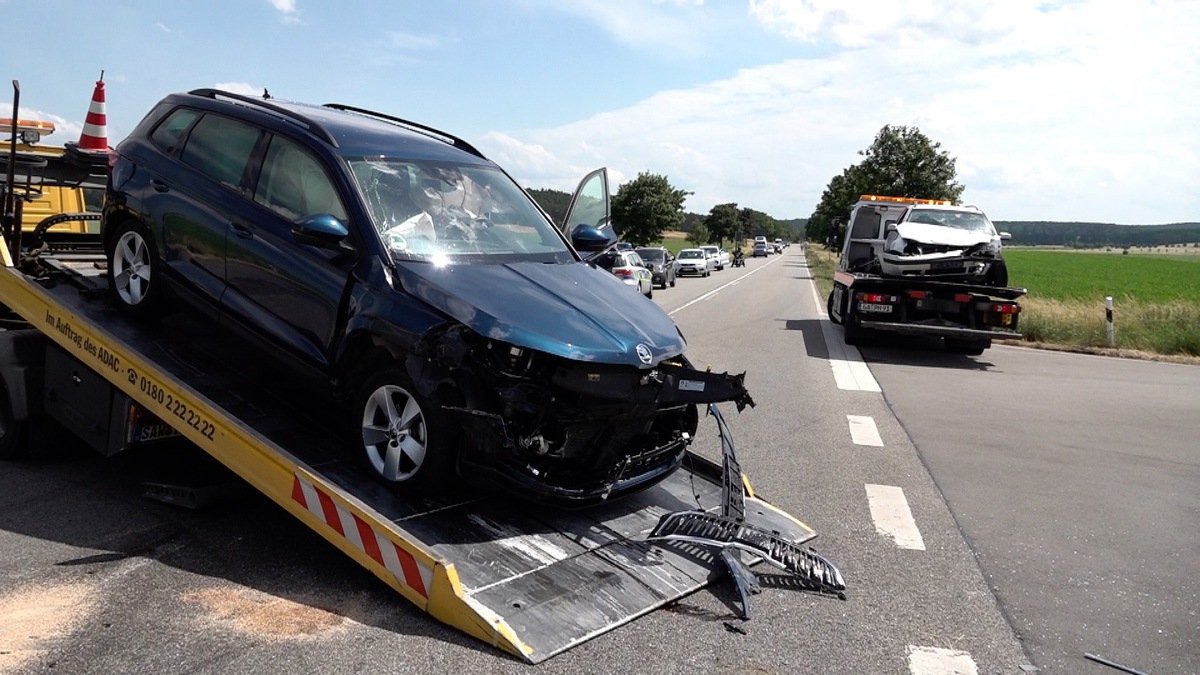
left=731, top=249, right=746, bottom=267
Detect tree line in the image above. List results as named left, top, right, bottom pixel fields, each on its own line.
left=528, top=124, right=1197, bottom=251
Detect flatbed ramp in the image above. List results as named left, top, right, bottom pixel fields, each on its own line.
left=0, top=257, right=835, bottom=663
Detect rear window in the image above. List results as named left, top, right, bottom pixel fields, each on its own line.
left=150, top=107, right=201, bottom=154
left=636, top=249, right=664, bottom=262
left=180, top=114, right=262, bottom=190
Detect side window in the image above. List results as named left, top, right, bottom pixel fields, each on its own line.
left=254, top=135, right=348, bottom=222
left=180, top=114, right=262, bottom=190
left=149, top=108, right=200, bottom=154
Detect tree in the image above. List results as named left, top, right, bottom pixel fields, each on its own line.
left=703, top=203, right=740, bottom=246
left=526, top=187, right=572, bottom=230
left=807, top=125, right=964, bottom=246
left=611, top=172, right=691, bottom=246
left=687, top=223, right=709, bottom=246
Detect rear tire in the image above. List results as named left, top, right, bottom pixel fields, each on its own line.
left=354, top=367, right=455, bottom=493
left=827, top=290, right=841, bottom=325
left=107, top=219, right=164, bottom=317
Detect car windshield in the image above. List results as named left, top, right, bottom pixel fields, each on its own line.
left=349, top=158, right=573, bottom=263
left=636, top=249, right=665, bottom=262
left=679, top=250, right=703, bottom=259
left=905, top=208, right=994, bottom=233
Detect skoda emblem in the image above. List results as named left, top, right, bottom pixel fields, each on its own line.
left=635, top=344, right=653, bottom=365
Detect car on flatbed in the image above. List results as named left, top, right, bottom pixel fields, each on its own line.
left=102, top=88, right=752, bottom=505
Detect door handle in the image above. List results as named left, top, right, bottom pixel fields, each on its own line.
left=151, top=179, right=170, bottom=193
left=231, top=223, right=254, bottom=240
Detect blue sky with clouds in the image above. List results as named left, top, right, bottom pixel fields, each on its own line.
left=4, top=0, right=1197, bottom=224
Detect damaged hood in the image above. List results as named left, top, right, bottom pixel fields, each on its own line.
left=894, top=222, right=994, bottom=249
left=394, top=260, right=686, bottom=366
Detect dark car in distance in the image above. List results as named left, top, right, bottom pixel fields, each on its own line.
left=102, top=89, right=752, bottom=505
left=634, top=246, right=676, bottom=289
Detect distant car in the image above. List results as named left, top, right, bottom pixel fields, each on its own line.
left=635, top=246, right=676, bottom=289
left=676, top=248, right=713, bottom=277
left=752, top=242, right=768, bottom=257
left=699, top=245, right=730, bottom=271
left=774, top=238, right=785, bottom=253
left=594, top=249, right=654, bottom=297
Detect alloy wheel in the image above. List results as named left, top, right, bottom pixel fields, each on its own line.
left=361, top=384, right=428, bottom=482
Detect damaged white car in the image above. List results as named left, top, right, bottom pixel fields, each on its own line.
left=881, top=204, right=1010, bottom=286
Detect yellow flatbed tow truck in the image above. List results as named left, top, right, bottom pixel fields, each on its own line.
left=1, top=85, right=844, bottom=664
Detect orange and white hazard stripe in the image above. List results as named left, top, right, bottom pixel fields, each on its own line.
left=291, top=474, right=432, bottom=598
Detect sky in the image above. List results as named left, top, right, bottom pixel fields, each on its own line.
left=3, top=0, right=1197, bottom=225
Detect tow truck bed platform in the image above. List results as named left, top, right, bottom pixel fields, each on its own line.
left=1, top=256, right=824, bottom=663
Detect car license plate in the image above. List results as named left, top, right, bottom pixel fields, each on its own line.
left=859, top=303, right=893, bottom=313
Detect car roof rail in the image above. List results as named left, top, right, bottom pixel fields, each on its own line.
left=322, top=103, right=484, bottom=159
left=187, top=88, right=339, bottom=147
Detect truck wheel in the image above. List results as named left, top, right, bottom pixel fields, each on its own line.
left=946, top=339, right=989, bottom=356
left=107, top=219, right=164, bottom=316
left=354, top=367, right=454, bottom=493
left=827, top=290, right=841, bottom=325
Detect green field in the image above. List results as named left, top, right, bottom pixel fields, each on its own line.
left=1005, top=249, right=1200, bottom=303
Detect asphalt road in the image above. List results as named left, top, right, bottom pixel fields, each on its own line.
left=1, top=247, right=1194, bottom=674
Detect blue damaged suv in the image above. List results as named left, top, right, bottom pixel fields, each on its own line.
left=103, top=89, right=752, bottom=504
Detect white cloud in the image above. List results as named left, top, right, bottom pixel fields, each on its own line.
left=527, top=0, right=716, bottom=54
left=496, top=0, right=1200, bottom=223
left=268, top=0, right=301, bottom=24
left=213, top=82, right=265, bottom=97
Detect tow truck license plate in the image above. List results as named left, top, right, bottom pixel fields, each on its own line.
left=859, top=303, right=893, bottom=313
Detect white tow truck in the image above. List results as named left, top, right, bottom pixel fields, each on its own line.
left=827, top=195, right=1025, bottom=355
left=1, top=82, right=845, bottom=663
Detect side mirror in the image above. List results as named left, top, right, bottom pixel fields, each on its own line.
left=999, top=231, right=1012, bottom=241
left=293, top=214, right=350, bottom=250
left=571, top=224, right=615, bottom=252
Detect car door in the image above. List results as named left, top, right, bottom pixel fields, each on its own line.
left=221, top=133, right=357, bottom=375
left=562, top=168, right=613, bottom=248
left=153, top=109, right=263, bottom=310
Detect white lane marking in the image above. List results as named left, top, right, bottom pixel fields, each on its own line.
left=907, top=645, right=979, bottom=675
left=808, top=274, right=881, bottom=392
left=847, top=415, right=884, bottom=447
left=667, top=254, right=784, bottom=316
left=865, top=484, right=926, bottom=550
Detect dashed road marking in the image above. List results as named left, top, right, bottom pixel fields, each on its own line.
left=809, top=274, right=881, bottom=392
left=847, top=415, right=884, bottom=446
left=907, top=645, right=979, bottom=674
left=667, top=254, right=784, bottom=317
left=865, top=484, right=926, bottom=550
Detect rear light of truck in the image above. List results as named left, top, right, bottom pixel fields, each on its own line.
left=953, top=293, right=972, bottom=303
left=976, top=302, right=1020, bottom=314
left=907, top=290, right=928, bottom=299
left=857, top=292, right=898, bottom=304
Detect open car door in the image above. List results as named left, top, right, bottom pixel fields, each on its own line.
left=562, top=167, right=615, bottom=254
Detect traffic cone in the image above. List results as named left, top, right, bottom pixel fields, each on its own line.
left=76, top=72, right=108, bottom=152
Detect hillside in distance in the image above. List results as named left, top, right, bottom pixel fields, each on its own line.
left=998, top=221, right=1200, bottom=247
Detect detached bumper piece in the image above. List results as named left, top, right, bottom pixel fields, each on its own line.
left=646, top=404, right=847, bottom=619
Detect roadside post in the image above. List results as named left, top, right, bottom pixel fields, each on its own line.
left=1105, top=296, right=1115, bottom=347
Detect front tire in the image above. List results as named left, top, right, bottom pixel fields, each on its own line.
left=107, top=219, right=164, bottom=316
left=355, top=368, right=454, bottom=493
